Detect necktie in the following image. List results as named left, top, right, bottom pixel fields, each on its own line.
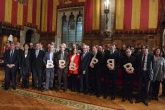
left=61, top=52, right=64, bottom=60
left=10, top=50, right=13, bottom=63
left=141, top=54, right=146, bottom=71
left=10, top=50, right=13, bottom=57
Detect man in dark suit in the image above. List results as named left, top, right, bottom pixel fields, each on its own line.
left=15, top=42, right=23, bottom=85
left=31, top=43, right=45, bottom=90
left=135, top=45, right=154, bottom=106
left=79, top=45, right=92, bottom=94
left=55, top=44, right=69, bottom=92
left=120, top=48, right=136, bottom=104
left=103, top=43, right=120, bottom=100
left=42, top=45, right=55, bottom=92
left=4, top=42, right=19, bottom=90
left=89, top=46, right=103, bottom=98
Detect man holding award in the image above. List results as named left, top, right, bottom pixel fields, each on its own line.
left=42, top=45, right=55, bottom=92
left=55, top=44, right=69, bottom=92
left=89, top=46, right=103, bottom=98
left=120, top=48, right=136, bottom=103
left=103, top=43, right=120, bottom=100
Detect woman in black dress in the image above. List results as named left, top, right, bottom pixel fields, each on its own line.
left=20, top=43, right=31, bottom=88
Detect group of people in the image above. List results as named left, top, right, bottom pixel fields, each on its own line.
left=3, top=41, right=165, bottom=106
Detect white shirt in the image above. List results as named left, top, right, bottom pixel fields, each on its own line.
left=50, top=52, right=54, bottom=60
left=142, top=53, right=148, bottom=71
left=25, top=54, right=27, bottom=58
left=10, top=50, right=14, bottom=56
left=71, top=54, right=76, bottom=63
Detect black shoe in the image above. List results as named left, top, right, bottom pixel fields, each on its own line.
left=135, top=99, right=141, bottom=103
left=21, top=85, right=25, bottom=88
left=64, top=89, right=67, bottom=92
left=32, top=87, right=36, bottom=90
left=128, top=98, right=133, bottom=104
left=25, top=85, right=29, bottom=89
left=56, top=89, right=59, bottom=92
left=151, top=96, right=155, bottom=100
left=42, top=89, right=48, bottom=92
left=84, top=91, right=88, bottom=95
left=122, top=97, right=126, bottom=102
left=111, top=95, right=115, bottom=100
left=4, top=87, right=9, bottom=91
left=49, top=87, right=53, bottom=91
left=78, top=90, right=83, bottom=94
left=12, top=87, right=16, bottom=90
left=143, top=100, right=148, bottom=106
left=71, top=88, right=74, bottom=92
left=103, top=95, right=107, bottom=99
left=17, top=83, right=21, bottom=86
left=96, top=94, right=100, bottom=98
left=38, top=87, right=41, bottom=91
left=155, top=97, right=158, bottom=101
left=90, top=92, right=96, bottom=96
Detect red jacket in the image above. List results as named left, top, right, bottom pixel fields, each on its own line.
left=69, top=54, right=80, bottom=74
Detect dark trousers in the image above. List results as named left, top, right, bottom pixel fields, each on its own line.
left=57, top=69, right=67, bottom=90
left=5, top=67, right=17, bottom=89
left=45, top=69, right=54, bottom=89
left=22, top=73, right=29, bottom=88
left=71, top=74, right=78, bottom=90
left=104, top=71, right=117, bottom=96
left=91, top=69, right=102, bottom=95
left=138, top=71, right=150, bottom=101
left=17, top=69, right=21, bottom=84
left=80, top=73, right=89, bottom=92
left=152, top=81, right=161, bottom=97
left=123, top=74, right=134, bottom=99
left=32, top=68, right=42, bottom=88
left=162, top=79, right=165, bottom=95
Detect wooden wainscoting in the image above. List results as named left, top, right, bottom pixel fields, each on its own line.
left=39, top=35, right=55, bottom=50
left=83, top=33, right=160, bottom=51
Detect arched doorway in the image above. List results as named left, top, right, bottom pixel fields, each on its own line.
left=25, top=29, right=34, bottom=43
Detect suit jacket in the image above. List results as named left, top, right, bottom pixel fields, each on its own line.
left=55, top=51, right=69, bottom=73
left=153, top=56, right=165, bottom=81
left=31, top=50, right=45, bottom=70
left=79, top=51, right=92, bottom=74
left=137, top=53, right=154, bottom=80
left=20, top=51, right=31, bottom=75
left=4, top=49, right=19, bottom=70
left=120, top=55, right=136, bottom=76
left=104, top=50, right=120, bottom=72
left=90, top=52, right=103, bottom=70
left=69, top=54, right=80, bottom=74
left=43, top=52, right=55, bottom=71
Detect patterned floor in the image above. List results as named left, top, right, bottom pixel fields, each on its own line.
left=0, top=82, right=116, bottom=110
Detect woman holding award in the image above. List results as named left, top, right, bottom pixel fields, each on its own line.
left=69, top=48, right=80, bottom=92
